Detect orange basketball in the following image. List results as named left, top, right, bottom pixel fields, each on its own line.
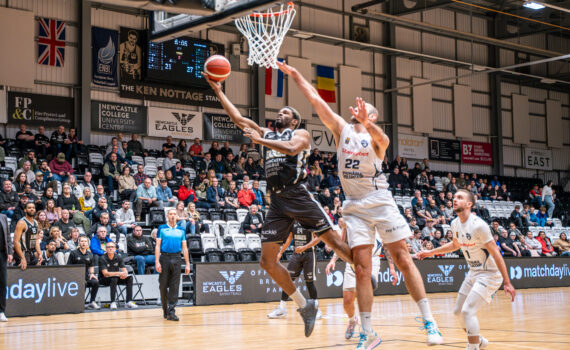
left=204, top=55, right=231, bottom=82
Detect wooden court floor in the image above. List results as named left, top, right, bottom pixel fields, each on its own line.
left=1, top=287, right=569, bottom=349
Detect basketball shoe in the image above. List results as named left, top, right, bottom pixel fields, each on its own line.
left=267, top=305, right=288, bottom=319
left=356, top=331, right=382, bottom=350
left=416, top=317, right=444, bottom=346
left=345, top=315, right=359, bottom=339
left=297, top=299, right=318, bottom=337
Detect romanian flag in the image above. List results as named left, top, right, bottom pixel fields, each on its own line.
left=265, top=58, right=284, bottom=97
left=316, top=65, right=336, bottom=103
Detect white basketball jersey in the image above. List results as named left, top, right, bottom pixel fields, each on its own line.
left=337, top=124, right=388, bottom=199
left=451, top=214, right=498, bottom=273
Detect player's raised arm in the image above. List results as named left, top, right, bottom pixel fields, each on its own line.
left=277, top=61, right=346, bottom=142
left=244, top=127, right=310, bottom=157
left=350, top=97, right=390, bottom=160
left=203, top=72, right=266, bottom=136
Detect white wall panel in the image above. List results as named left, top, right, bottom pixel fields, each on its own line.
left=397, top=95, right=412, bottom=126
left=299, top=6, right=342, bottom=38
left=529, top=116, right=546, bottom=142
left=422, top=63, right=455, bottom=86
left=473, top=107, right=490, bottom=135
left=345, top=48, right=373, bottom=73
left=529, top=101, right=545, bottom=115
left=501, top=82, right=520, bottom=95
left=521, top=86, right=548, bottom=100
left=279, top=36, right=301, bottom=58
left=501, top=97, right=511, bottom=110
left=457, top=69, right=489, bottom=92
left=396, top=57, right=422, bottom=79
left=373, top=53, right=384, bottom=75
left=423, top=8, right=455, bottom=28
left=432, top=86, right=452, bottom=101
left=432, top=101, right=453, bottom=131
left=301, top=41, right=342, bottom=67
left=422, top=33, right=455, bottom=59
left=395, top=27, right=421, bottom=53
left=225, top=71, right=250, bottom=106
left=502, top=111, right=513, bottom=138
left=472, top=92, right=489, bottom=106
left=503, top=145, right=522, bottom=166
left=552, top=148, right=570, bottom=171
left=549, top=90, right=569, bottom=104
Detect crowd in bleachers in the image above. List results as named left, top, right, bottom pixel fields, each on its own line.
left=1, top=124, right=569, bottom=281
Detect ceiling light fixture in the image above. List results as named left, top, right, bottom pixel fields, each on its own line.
left=523, top=1, right=546, bottom=10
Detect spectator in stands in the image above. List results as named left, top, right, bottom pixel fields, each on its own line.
left=219, top=141, right=233, bottom=159
left=234, top=156, right=248, bottom=180
left=529, top=184, right=542, bottom=208
left=178, top=178, right=197, bottom=206
left=90, top=226, right=112, bottom=262
left=509, top=205, right=523, bottom=229
left=34, top=211, right=50, bottom=237
left=225, top=181, right=239, bottom=209
left=468, top=180, right=478, bottom=196
left=98, top=241, right=137, bottom=309
left=331, top=196, right=342, bottom=219
left=520, top=204, right=534, bottom=227
left=115, top=201, right=136, bottom=236
left=175, top=140, right=189, bottom=160
left=187, top=202, right=201, bottom=233
left=91, top=196, right=112, bottom=224
left=79, top=171, right=96, bottom=195
left=68, top=235, right=100, bottom=309
left=45, top=199, right=59, bottom=224
left=455, top=173, right=466, bottom=188
left=54, top=209, right=76, bottom=239
left=34, top=126, right=51, bottom=159
left=490, top=220, right=501, bottom=237
left=307, top=148, right=321, bottom=167
left=208, top=141, right=221, bottom=159
left=536, top=231, right=556, bottom=256
left=322, top=152, right=337, bottom=175
left=480, top=183, right=491, bottom=200
left=237, top=181, right=256, bottom=209
left=15, top=124, right=34, bottom=150
left=105, top=137, right=125, bottom=159
left=409, top=162, right=422, bottom=181
left=45, top=226, right=70, bottom=265
left=490, top=185, right=500, bottom=201
left=194, top=176, right=209, bottom=208
left=65, top=128, right=82, bottom=161
left=512, top=233, right=531, bottom=257
left=50, top=125, right=67, bottom=157
left=90, top=212, right=120, bottom=239
left=542, top=180, right=555, bottom=218
left=246, top=143, right=261, bottom=163
left=127, top=133, right=145, bottom=157
left=127, top=225, right=155, bottom=275
left=553, top=233, right=570, bottom=257
left=251, top=180, right=266, bottom=210
left=426, top=199, right=445, bottom=224
left=31, top=171, right=47, bottom=198
left=200, top=153, right=212, bottom=173
left=162, top=136, right=176, bottom=156
left=66, top=227, right=80, bottom=250
left=118, top=166, right=137, bottom=202
left=324, top=170, right=341, bottom=190
left=49, top=153, right=73, bottom=182
left=163, top=150, right=176, bottom=173
left=414, top=170, right=429, bottom=190
left=103, top=153, right=122, bottom=194
left=536, top=206, right=550, bottom=227
left=171, top=162, right=185, bottom=179
left=508, top=222, right=523, bottom=238
left=244, top=157, right=261, bottom=181
left=410, top=190, right=426, bottom=208
left=13, top=173, right=28, bottom=196
left=66, top=175, right=82, bottom=199
left=421, top=220, right=436, bottom=238
left=0, top=180, right=19, bottom=218
left=37, top=239, right=59, bottom=266
left=498, top=229, right=521, bottom=257
left=58, top=184, right=90, bottom=233
left=157, top=179, right=177, bottom=207
left=318, top=188, right=334, bottom=210
left=409, top=229, right=423, bottom=254
left=224, top=153, right=238, bottom=176
left=474, top=204, right=489, bottom=222
left=210, top=154, right=228, bottom=180
left=220, top=173, right=232, bottom=191
left=446, top=177, right=458, bottom=193
left=490, top=176, right=500, bottom=188
left=402, top=207, right=414, bottom=223
left=524, top=231, right=543, bottom=257
left=135, top=178, right=161, bottom=221
left=40, top=185, right=57, bottom=209
left=15, top=161, right=35, bottom=185
left=498, top=184, right=510, bottom=201
left=306, top=167, right=321, bottom=193
left=190, top=138, right=204, bottom=160
left=134, top=164, right=149, bottom=186
left=431, top=230, right=443, bottom=248
left=242, top=204, right=263, bottom=233
left=18, top=150, right=39, bottom=172
left=206, top=178, right=225, bottom=209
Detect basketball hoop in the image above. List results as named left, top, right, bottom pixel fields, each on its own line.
left=234, top=2, right=296, bottom=69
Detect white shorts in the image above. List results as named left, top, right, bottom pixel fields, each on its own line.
left=458, top=270, right=503, bottom=304
left=343, top=257, right=381, bottom=291
left=343, top=190, right=411, bottom=248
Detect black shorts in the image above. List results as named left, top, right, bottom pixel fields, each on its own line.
left=261, top=184, right=332, bottom=244
left=287, top=250, right=316, bottom=282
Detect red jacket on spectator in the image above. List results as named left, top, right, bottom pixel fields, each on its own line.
left=178, top=186, right=197, bottom=202
left=49, top=158, right=74, bottom=175
left=537, top=235, right=555, bottom=255
left=190, top=144, right=203, bottom=156
left=238, top=189, right=256, bottom=207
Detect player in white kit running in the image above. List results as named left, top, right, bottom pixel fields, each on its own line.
left=417, top=189, right=516, bottom=350
left=326, top=218, right=398, bottom=340
left=278, top=61, right=443, bottom=349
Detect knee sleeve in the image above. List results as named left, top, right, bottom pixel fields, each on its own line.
left=461, top=292, right=486, bottom=337
left=305, top=281, right=318, bottom=300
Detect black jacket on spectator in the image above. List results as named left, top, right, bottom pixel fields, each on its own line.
left=88, top=223, right=120, bottom=239
left=127, top=234, right=154, bottom=256
left=241, top=213, right=264, bottom=233
left=475, top=207, right=491, bottom=222
left=0, top=190, right=19, bottom=211
left=318, top=194, right=334, bottom=210
left=388, top=173, right=406, bottom=189
left=92, top=206, right=113, bottom=224
left=54, top=218, right=76, bottom=238
left=127, top=140, right=144, bottom=156
left=307, top=174, right=321, bottom=192
left=426, top=204, right=443, bottom=219
left=56, top=194, right=81, bottom=211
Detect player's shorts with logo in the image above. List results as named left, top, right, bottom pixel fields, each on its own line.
left=287, top=249, right=316, bottom=282
left=459, top=270, right=503, bottom=303
left=343, top=257, right=381, bottom=291
left=261, top=184, right=332, bottom=243
left=343, top=189, right=411, bottom=248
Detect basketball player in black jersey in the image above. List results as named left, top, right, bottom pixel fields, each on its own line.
left=205, top=73, right=353, bottom=337
left=268, top=222, right=322, bottom=319
left=13, top=202, right=38, bottom=270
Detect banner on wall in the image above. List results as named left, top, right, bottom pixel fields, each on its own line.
left=119, top=27, right=144, bottom=82
left=398, top=134, right=428, bottom=159
left=429, top=137, right=460, bottom=162
left=7, top=92, right=74, bottom=127
left=307, top=124, right=336, bottom=153
left=147, top=107, right=203, bottom=139
left=91, top=101, right=147, bottom=134
left=461, top=140, right=493, bottom=165
left=203, top=113, right=249, bottom=143
left=523, top=148, right=553, bottom=170
left=92, top=27, right=118, bottom=87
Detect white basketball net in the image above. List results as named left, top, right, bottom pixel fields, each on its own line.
left=234, top=2, right=296, bottom=69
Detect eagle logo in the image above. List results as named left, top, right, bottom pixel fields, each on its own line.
left=438, top=265, right=454, bottom=277
left=172, top=112, right=195, bottom=126
left=219, top=270, right=245, bottom=284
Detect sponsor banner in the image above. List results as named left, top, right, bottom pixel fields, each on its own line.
left=429, top=137, right=461, bottom=162
left=461, top=140, right=493, bottom=165
left=307, top=124, right=337, bottom=153
left=119, top=27, right=144, bottom=82
left=398, top=134, right=428, bottom=160
left=5, top=266, right=85, bottom=317
left=7, top=92, right=74, bottom=127
left=523, top=148, right=553, bottom=170
left=507, top=257, right=570, bottom=289
left=91, top=101, right=147, bottom=134
left=203, top=113, right=249, bottom=143
left=147, top=107, right=203, bottom=139
left=92, top=27, right=118, bottom=87
left=119, top=79, right=221, bottom=108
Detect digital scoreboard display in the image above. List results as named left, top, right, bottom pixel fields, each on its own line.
left=146, top=37, right=224, bottom=87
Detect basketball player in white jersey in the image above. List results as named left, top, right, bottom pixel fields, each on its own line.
left=326, top=218, right=398, bottom=340
left=417, top=189, right=516, bottom=350
left=278, top=61, right=443, bottom=349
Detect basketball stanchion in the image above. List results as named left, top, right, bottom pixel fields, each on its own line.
left=234, top=2, right=296, bottom=69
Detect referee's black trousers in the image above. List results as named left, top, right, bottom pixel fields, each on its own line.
left=0, top=252, right=7, bottom=313
left=159, top=254, right=181, bottom=313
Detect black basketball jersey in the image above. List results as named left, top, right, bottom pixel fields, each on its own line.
left=263, top=128, right=309, bottom=193
left=292, top=222, right=313, bottom=248
left=19, top=218, right=38, bottom=252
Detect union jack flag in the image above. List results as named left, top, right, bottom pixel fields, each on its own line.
left=38, top=18, right=66, bottom=67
